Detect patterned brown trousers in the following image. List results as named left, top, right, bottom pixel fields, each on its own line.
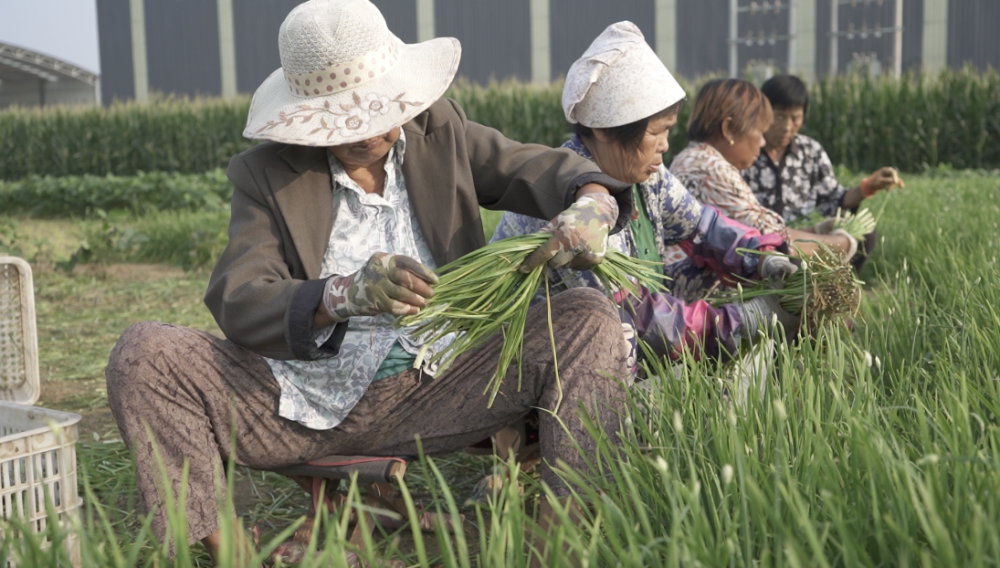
left=105, top=287, right=629, bottom=545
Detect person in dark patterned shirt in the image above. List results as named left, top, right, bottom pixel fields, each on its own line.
left=742, top=75, right=903, bottom=269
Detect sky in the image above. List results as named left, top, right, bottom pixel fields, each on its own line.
left=0, top=0, right=101, bottom=74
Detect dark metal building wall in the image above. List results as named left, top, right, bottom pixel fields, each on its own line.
left=815, top=0, right=924, bottom=77
left=815, top=0, right=833, bottom=76
left=371, top=0, right=418, bottom=44
left=901, top=0, right=924, bottom=73
left=814, top=0, right=921, bottom=77
left=234, top=0, right=303, bottom=94
left=676, top=0, right=731, bottom=79
left=144, top=0, right=221, bottom=97
left=96, top=0, right=134, bottom=104
left=948, top=0, right=1000, bottom=72
left=434, top=0, right=532, bottom=84
left=549, top=0, right=656, bottom=80
left=734, top=0, right=791, bottom=75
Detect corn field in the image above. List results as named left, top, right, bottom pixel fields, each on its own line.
left=806, top=67, right=1000, bottom=172
left=1, top=68, right=997, bottom=181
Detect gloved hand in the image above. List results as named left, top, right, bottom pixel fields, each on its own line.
left=758, top=255, right=799, bottom=286
left=861, top=167, right=904, bottom=197
left=738, top=294, right=801, bottom=343
left=519, top=192, right=618, bottom=273
left=322, top=253, right=438, bottom=320
left=808, top=218, right=836, bottom=235
left=830, top=228, right=859, bottom=259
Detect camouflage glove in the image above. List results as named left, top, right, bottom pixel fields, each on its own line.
left=758, top=255, right=799, bottom=286
left=519, top=193, right=618, bottom=273
left=738, top=295, right=801, bottom=343
left=322, top=253, right=438, bottom=320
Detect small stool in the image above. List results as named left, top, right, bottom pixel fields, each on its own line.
left=264, top=454, right=460, bottom=565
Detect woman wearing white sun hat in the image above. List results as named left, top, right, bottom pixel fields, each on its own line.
left=105, top=0, right=634, bottom=563
left=492, top=21, right=801, bottom=370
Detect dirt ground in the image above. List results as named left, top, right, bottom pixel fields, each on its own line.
left=33, top=261, right=224, bottom=436
left=32, top=264, right=187, bottom=437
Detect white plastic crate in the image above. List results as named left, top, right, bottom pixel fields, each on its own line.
left=0, top=403, right=82, bottom=567
left=0, top=257, right=40, bottom=405
left=0, top=257, right=82, bottom=567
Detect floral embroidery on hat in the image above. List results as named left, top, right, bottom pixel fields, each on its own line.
left=256, top=91, right=423, bottom=141
left=362, top=93, right=392, bottom=117
left=334, top=106, right=371, bottom=137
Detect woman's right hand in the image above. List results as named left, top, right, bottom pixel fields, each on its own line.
left=322, top=253, right=438, bottom=320
left=864, top=167, right=904, bottom=194
left=738, top=295, right=801, bottom=343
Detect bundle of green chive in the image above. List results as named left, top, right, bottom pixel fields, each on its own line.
left=397, top=233, right=669, bottom=406
left=833, top=207, right=877, bottom=241
left=713, top=245, right=863, bottom=335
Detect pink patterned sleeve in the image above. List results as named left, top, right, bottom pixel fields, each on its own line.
left=671, top=144, right=787, bottom=236
left=621, top=286, right=745, bottom=362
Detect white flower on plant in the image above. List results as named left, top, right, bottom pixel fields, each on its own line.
left=672, top=410, right=683, bottom=434
left=917, top=453, right=940, bottom=465
left=654, top=456, right=668, bottom=474
left=362, top=93, right=392, bottom=116
left=721, top=464, right=734, bottom=486
left=864, top=351, right=873, bottom=367
left=334, top=106, right=371, bottom=138
left=773, top=399, right=787, bottom=421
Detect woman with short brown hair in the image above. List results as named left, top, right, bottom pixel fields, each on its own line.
left=671, top=79, right=858, bottom=259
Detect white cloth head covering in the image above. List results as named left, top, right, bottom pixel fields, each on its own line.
left=562, top=21, right=685, bottom=129
left=244, top=0, right=461, bottom=146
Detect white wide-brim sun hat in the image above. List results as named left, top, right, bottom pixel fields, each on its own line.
left=563, top=21, right=686, bottom=129
left=245, top=0, right=461, bottom=146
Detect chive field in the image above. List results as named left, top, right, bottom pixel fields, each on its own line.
left=1, top=168, right=997, bottom=566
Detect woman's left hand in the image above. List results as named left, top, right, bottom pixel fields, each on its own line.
left=759, top=255, right=799, bottom=286
left=519, top=193, right=618, bottom=272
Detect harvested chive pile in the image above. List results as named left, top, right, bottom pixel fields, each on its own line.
left=833, top=208, right=877, bottom=241
left=713, top=246, right=863, bottom=334
left=397, top=233, right=669, bottom=406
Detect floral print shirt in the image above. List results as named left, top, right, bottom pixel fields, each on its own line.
left=670, top=142, right=787, bottom=236
left=493, top=136, right=704, bottom=293
left=264, top=132, right=451, bottom=430
left=741, top=134, right=848, bottom=224
left=491, top=135, right=783, bottom=365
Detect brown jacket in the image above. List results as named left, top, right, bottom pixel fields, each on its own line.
left=205, top=98, right=630, bottom=360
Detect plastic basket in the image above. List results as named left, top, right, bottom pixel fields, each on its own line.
left=0, top=257, right=81, bottom=567
left=0, top=402, right=82, bottom=567
left=0, top=257, right=40, bottom=405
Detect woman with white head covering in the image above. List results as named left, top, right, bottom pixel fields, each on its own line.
left=492, top=21, right=801, bottom=366
left=105, top=1, right=635, bottom=563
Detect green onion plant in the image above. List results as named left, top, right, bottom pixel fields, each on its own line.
left=398, top=234, right=668, bottom=406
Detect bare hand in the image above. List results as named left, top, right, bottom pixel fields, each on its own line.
left=867, top=167, right=904, bottom=192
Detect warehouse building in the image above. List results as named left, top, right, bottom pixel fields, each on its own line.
left=0, top=42, right=100, bottom=108
left=95, top=0, right=999, bottom=105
